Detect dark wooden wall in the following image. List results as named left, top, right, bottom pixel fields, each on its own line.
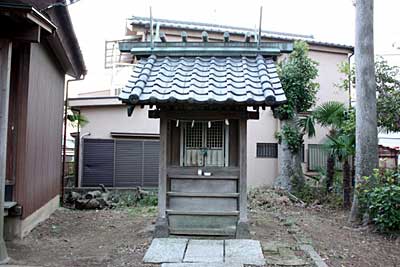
left=14, top=42, right=65, bottom=219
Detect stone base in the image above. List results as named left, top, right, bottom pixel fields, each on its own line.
left=235, top=220, right=250, bottom=239
left=0, top=239, right=9, bottom=264
left=154, top=217, right=169, bottom=238
left=5, top=195, right=59, bottom=240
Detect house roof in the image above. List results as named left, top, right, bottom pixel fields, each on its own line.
left=0, top=0, right=86, bottom=77
left=119, top=54, right=286, bottom=106
left=129, top=16, right=354, bottom=51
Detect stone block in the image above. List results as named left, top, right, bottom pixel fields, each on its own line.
left=225, top=239, right=265, bottom=265
left=162, top=263, right=243, bottom=267
left=143, top=238, right=188, bottom=263
left=183, top=240, right=224, bottom=263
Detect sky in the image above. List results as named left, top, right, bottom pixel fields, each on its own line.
left=67, top=0, right=400, bottom=96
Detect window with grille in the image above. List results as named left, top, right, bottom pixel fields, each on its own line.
left=182, top=121, right=226, bottom=166
left=185, top=122, right=203, bottom=148
left=256, top=143, right=278, bottom=158
left=207, top=121, right=223, bottom=149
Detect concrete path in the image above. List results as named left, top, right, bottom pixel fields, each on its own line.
left=144, top=238, right=265, bottom=266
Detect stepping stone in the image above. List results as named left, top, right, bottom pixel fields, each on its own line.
left=225, top=239, right=265, bottom=266
left=143, top=238, right=188, bottom=263
left=300, top=244, right=328, bottom=267
left=183, top=240, right=224, bottom=263
left=162, top=263, right=243, bottom=267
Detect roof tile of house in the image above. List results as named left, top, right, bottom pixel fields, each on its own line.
left=130, top=16, right=353, bottom=50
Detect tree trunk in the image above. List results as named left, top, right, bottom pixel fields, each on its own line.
left=343, top=159, right=351, bottom=209
left=275, top=120, right=304, bottom=192
left=350, top=0, right=379, bottom=222
left=326, top=154, right=335, bottom=193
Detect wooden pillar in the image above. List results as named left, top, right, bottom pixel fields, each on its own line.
left=237, top=117, right=250, bottom=238
left=158, top=117, right=167, bottom=217
left=155, top=116, right=169, bottom=237
left=239, top=118, right=247, bottom=220
left=0, top=40, right=11, bottom=263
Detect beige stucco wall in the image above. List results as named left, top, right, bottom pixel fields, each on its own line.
left=74, top=50, right=350, bottom=187
left=80, top=105, right=159, bottom=138
left=247, top=50, right=349, bottom=187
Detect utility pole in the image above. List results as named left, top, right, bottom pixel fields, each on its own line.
left=0, top=40, right=11, bottom=263
left=350, top=0, right=378, bottom=222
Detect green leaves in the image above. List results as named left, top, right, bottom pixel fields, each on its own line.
left=67, top=110, right=88, bottom=128
left=275, top=41, right=320, bottom=120
left=280, top=124, right=304, bottom=153
left=357, top=169, right=400, bottom=232
left=274, top=41, right=320, bottom=153
left=338, top=57, right=400, bottom=133
left=298, top=115, right=316, bottom=138
left=313, top=101, right=346, bottom=129
left=369, top=185, right=400, bottom=232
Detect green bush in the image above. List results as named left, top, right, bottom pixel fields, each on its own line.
left=137, top=192, right=158, bottom=207
left=357, top=169, right=400, bottom=232
left=368, top=185, right=400, bottom=231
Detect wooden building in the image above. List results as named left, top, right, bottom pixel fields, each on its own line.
left=119, top=37, right=290, bottom=237
left=0, top=0, right=85, bottom=239
left=379, top=145, right=399, bottom=169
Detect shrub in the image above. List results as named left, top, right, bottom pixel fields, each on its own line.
left=137, top=192, right=158, bottom=207
left=368, top=185, right=400, bottom=231
left=357, top=168, right=400, bottom=232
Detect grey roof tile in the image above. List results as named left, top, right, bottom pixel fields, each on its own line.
left=119, top=55, right=286, bottom=106
left=129, top=16, right=353, bottom=50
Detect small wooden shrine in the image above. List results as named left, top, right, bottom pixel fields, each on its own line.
left=119, top=34, right=291, bottom=237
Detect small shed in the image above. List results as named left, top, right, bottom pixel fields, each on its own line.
left=379, top=145, right=399, bottom=169
left=119, top=35, right=291, bottom=237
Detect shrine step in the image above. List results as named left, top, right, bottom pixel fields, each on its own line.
left=170, top=178, right=237, bottom=194
left=168, top=195, right=238, bottom=212
left=169, top=227, right=236, bottom=236
left=167, top=211, right=238, bottom=237
left=169, top=174, right=238, bottom=180
left=167, top=210, right=239, bottom=216
left=167, top=192, right=239, bottom=198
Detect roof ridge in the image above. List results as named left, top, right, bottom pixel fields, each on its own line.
left=129, top=15, right=314, bottom=39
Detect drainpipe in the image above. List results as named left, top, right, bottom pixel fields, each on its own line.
left=0, top=40, right=11, bottom=264
left=78, top=132, right=91, bottom=187
left=73, top=110, right=81, bottom=187
left=61, top=76, right=85, bottom=205
left=348, top=52, right=355, bottom=108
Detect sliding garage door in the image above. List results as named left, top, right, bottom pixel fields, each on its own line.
left=114, top=139, right=159, bottom=187
left=82, top=139, right=114, bottom=187
left=82, top=138, right=159, bottom=188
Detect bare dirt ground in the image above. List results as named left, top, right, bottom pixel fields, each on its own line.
left=6, top=207, right=158, bottom=267
left=5, top=191, right=400, bottom=267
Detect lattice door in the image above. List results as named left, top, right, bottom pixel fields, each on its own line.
left=182, top=121, right=226, bottom=167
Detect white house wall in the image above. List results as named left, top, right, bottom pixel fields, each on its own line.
left=81, top=106, right=159, bottom=138
left=246, top=50, right=349, bottom=187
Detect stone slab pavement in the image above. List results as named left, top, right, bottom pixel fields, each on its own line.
left=143, top=238, right=188, bottom=263
left=162, top=263, right=243, bottom=267
left=144, top=238, right=265, bottom=266
left=183, top=240, right=224, bottom=263
left=225, top=239, right=265, bottom=266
